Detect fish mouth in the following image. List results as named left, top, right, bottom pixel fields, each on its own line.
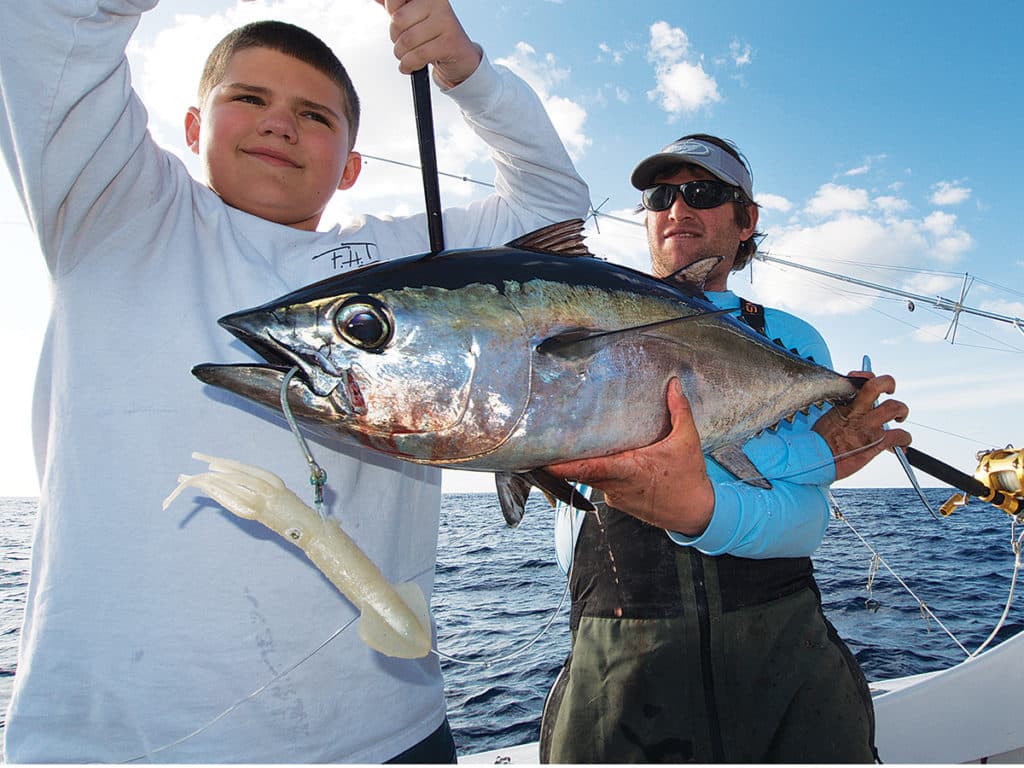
left=192, top=306, right=364, bottom=426
left=192, top=362, right=352, bottom=426
left=217, top=307, right=348, bottom=400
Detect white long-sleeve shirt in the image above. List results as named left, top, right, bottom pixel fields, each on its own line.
left=0, top=1, right=588, bottom=761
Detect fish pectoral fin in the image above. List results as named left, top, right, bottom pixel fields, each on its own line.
left=709, top=445, right=773, bottom=490
left=535, top=328, right=610, bottom=359
left=495, top=470, right=596, bottom=526
left=536, top=309, right=735, bottom=359
left=522, top=469, right=595, bottom=513
left=505, top=219, right=593, bottom=257
left=495, top=472, right=532, bottom=527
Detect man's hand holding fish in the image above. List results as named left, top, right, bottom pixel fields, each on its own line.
left=545, top=378, right=716, bottom=537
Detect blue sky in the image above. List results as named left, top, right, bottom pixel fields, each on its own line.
left=2, top=0, right=1022, bottom=497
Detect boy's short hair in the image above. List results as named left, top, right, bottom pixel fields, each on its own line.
left=199, top=20, right=361, bottom=149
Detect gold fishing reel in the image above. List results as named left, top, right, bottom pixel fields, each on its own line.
left=939, top=445, right=1023, bottom=517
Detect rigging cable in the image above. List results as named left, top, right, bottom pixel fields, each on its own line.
left=829, top=493, right=1023, bottom=661
left=828, top=493, right=972, bottom=657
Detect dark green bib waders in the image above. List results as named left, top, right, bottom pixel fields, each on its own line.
left=539, top=504, right=877, bottom=763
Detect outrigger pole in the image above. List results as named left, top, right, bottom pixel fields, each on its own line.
left=756, top=251, right=1024, bottom=340
left=411, top=68, right=445, bottom=254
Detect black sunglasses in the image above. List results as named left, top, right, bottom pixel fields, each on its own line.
left=641, top=180, right=745, bottom=212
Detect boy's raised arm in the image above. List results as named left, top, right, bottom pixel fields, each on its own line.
left=0, top=1, right=158, bottom=266
left=369, top=0, right=589, bottom=245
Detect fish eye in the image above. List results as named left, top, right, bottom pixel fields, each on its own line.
left=334, top=297, right=393, bottom=352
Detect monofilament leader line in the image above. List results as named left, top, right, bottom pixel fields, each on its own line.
left=127, top=367, right=395, bottom=760
left=121, top=620, right=356, bottom=763
left=281, top=366, right=328, bottom=513
left=432, top=577, right=571, bottom=668
left=828, top=491, right=972, bottom=657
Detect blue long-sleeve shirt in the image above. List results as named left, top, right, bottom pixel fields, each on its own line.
left=556, top=290, right=837, bottom=571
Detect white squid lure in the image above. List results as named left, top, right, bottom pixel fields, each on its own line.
left=163, top=452, right=432, bottom=659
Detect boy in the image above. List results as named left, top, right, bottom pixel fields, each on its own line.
left=0, top=0, right=588, bottom=762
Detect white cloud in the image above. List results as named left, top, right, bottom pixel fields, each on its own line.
left=730, top=40, right=752, bottom=67
left=648, top=62, right=720, bottom=117
left=873, top=195, right=910, bottom=216
left=922, top=210, right=958, bottom=237
left=908, top=320, right=959, bottom=345
left=0, top=185, right=49, bottom=495
left=778, top=215, right=926, bottom=269
left=498, top=42, right=569, bottom=92
left=840, top=153, right=886, bottom=178
left=755, top=199, right=975, bottom=317
left=902, top=272, right=962, bottom=296
left=645, top=21, right=721, bottom=118
left=805, top=183, right=870, bottom=217
left=584, top=210, right=651, bottom=274
left=598, top=42, right=624, bottom=65
left=648, top=20, right=690, bottom=61
left=930, top=180, right=971, bottom=206
left=538, top=95, right=590, bottom=160
left=919, top=211, right=974, bottom=262
left=757, top=193, right=793, bottom=213
left=979, top=298, right=1024, bottom=319
left=931, top=229, right=975, bottom=263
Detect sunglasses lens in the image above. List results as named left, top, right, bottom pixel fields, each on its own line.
left=642, top=181, right=737, bottom=211
left=641, top=184, right=677, bottom=211
left=683, top=180, right=726, bottom=208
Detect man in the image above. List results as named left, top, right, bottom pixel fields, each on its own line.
left=540, top=134, right=909, bottom=763
left=0, top=0, right=587, bottom=762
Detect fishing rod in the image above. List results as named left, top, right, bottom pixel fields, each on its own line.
left=411, top=68, right=444, bottom=253
left=904, top=445, right=1023, bottom=518
left=860, top=356, right=1020, bottom=519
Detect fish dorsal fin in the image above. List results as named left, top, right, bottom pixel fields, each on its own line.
left=663, top=256, right=722, bottom=296
left=506, top=218, right=593, bottom=257
left=536, top=308, right=735, bottom=359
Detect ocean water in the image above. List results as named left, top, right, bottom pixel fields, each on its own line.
left=1, top=489, right=1020, bottom=758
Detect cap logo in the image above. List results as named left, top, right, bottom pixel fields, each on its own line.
left=666, top=139, right=712, bottom=156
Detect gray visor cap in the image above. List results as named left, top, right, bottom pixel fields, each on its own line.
left=630, top=138, right=754, bottom=199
